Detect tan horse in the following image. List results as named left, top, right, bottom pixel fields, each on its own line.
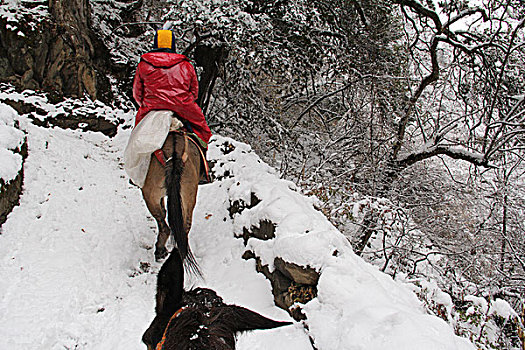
left=141, top=130, right=203, bottom=274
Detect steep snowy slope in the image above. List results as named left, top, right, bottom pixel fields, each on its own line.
left=0, top=103, right=474, bottom=349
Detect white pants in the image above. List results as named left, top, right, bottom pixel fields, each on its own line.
left=124, top=110, right=182, bottom=187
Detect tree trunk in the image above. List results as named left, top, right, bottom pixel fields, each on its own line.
left=500, top=193, right=508, bottom=274
left=48, top=0, right=98, bottom=99
left=0, top=0, right=115, bottom=102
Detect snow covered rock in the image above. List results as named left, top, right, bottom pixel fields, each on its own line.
left=274, top=257, right=319, bottom=286
left=0, top=1, right=115, bottom=101
left=0, top=102, right=26, bottom=227
left=0, top=85, right=122, bottom=137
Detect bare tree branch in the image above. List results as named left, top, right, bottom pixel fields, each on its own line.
left=396, top=145, right=494, bottom=168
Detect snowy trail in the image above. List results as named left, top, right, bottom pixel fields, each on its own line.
left=0, top=120, right=310, bottom=349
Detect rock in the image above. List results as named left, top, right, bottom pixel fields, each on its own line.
left=38, top=112, right=119, bottom=137
left=0, top=1, right=130, bottom=104
left=220, top=141, right=236, bottom=154
left=228, top=192, right=261, bottom=218
left=274, top=257, right=319, bottom=285
left=233, top=191, right=319, bottom=321
left=244, top=251, right=317, bottom=322
left=290, top=306, right=307, bottom=322
left=1, top=99, right=47, bottom=116
left=271, top=269, right=294, bottom=309
left=241, top=219, right=275, bottom=245
left=241, top=250, right=256, bottom=260
left=1, top=98, right=119, bottom=137
left=0, top=139, right=28, bottom=228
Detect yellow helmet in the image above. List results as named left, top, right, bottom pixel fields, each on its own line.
left=153, top=30, right=176, bottom=51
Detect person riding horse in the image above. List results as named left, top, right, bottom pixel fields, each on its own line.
left=124, top=30, right=211, bottom=264
left=125, top=29, right=211, bottom=189
left=134, top=29, right=211, bottom=147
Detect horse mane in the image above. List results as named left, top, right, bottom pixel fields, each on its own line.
left=159, top=297, right=292, bottom=350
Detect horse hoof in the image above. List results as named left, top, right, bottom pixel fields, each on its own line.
left=155, top=248, right=168, bottom=261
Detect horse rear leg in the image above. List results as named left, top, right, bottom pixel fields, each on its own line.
left=154, top=198, right=170, bottom=260
left=142, top=189, right=170, bottom=261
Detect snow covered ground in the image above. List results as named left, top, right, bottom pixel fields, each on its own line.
left=0, top=103, right=476, bottom=349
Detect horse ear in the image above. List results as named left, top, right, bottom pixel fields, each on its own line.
left=156, top=247, right=184, bottom=314
left=143, top=248, right=185, bottom=348
left=219, top=305, right=293, bottom=333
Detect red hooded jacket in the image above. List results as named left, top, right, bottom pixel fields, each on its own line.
left=132, top=52, right=212, bottom=144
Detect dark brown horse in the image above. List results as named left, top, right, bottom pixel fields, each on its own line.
left=142, top=247, right=293, bottom=350
left=141, top=130, right=203, bottom=273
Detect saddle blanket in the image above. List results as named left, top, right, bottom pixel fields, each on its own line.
left=124, top=110, right=195, bottom=188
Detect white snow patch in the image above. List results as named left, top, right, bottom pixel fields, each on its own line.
left=0, top=0, right=48, bottom=25
left=208, top=135, right=475, bottom=350
left=489, top=299, right=518, bottom=320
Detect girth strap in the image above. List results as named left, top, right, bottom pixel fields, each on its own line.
left=186, top=136, right=211, bottom=183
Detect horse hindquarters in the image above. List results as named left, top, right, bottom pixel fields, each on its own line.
left=141, top=132, right=201, bottom=269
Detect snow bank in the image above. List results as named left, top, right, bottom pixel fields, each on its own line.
left=0, top=103, right=25, bottom=185
left=489, top=298, right=518, bottom=319
left=0, top=117, right=310, bottom=350
left=0, top=118, right=157, bottom=349
left=0, top=84, right=128, bottom=124
left=208, top=135, right=475, bottom=350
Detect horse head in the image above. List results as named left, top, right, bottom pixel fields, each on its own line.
left=143, top=248, right=292, bottom=350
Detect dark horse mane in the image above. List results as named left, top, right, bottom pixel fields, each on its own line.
left=142, top=248, right=293, bottom=350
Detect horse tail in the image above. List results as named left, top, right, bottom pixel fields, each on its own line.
left=166, top=133, right=201, bottom=276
